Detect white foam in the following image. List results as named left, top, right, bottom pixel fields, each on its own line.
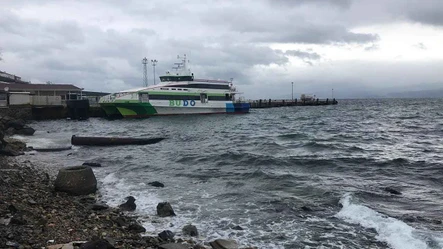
left=336, top=193, right=443, bottom=249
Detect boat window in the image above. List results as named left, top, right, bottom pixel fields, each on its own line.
left=200, top=93, right=208, bottom=103
left=208, top=95, right=226, bottom=101
left=149, top=94, right=200, bottom=100
left=172, top=88, right=176, bottom=90
left=139, top=93, right=149, bottom=102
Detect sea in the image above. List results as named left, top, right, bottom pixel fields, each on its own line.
left=13, top=98, right=443, bottom=249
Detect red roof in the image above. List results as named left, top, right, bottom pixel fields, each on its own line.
left=0, top=82, right=81, bottom=91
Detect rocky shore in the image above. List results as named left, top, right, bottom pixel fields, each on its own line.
left=0, top=116, right=255, bottom=249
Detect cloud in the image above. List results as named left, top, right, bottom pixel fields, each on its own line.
left=406, top=2, right=443, bottom=26
left=268, top=0, right=352, bottom=9
left=413, top=42, right=426, bottom=50
left=0, top=0, right=443, bottom=99
left=364, top=44, right=379, bottom=51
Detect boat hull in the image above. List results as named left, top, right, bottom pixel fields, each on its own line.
left=102, top=101, right=250, bottom=118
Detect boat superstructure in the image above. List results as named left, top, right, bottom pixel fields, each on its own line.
left=99, top=55, right=250, bottom=118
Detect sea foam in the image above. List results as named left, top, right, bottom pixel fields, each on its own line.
left=336, top=193, right=443, bottom=249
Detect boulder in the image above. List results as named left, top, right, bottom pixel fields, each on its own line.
left=384, top=187, right=402, bottom=195
left=83, top=162, right=102, bottom=167
left=5, top=127, right=15, bottom=136
left=119, top=196, right=136, bottom=211
left=7, top=119, right=25, bottom=130
left=91, top=203, right=109, bottom=211
left=149, top=181, right=165, bottom=188
left=159, top=243, right=190, bottom=249
left=54, top=166, right=97, bottom=196
left=4, top=138, right=26, bottom=151
left=182, top=224, right=199, bottom=237
left=209, top=239, right=239, bottom=249
left=0, top=148, right=23, bottom=156
left=15, top=126, right=35, bottom=136
left=128, top=223, right=146, bottom=233
left=80, top=239, right=115, bottom=249
left=231, top=225, right=243, bottom=231
left=157, top=202, right=176, bottom=217
left=158, top=230, right=175, bottom=241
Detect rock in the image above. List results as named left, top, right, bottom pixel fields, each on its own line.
left=128, top=223, right=146, bottom=233
left=0, top=148, right=24, bottom=156
left=54, top=166, right=97, bottom=196
left=6, top=241, right=20, bottom=247
left=112, top=217, right=127, bottom=227
left=7, top=119, right=25, bottom=129
left=82, top=162, right=102, bottom=167
left=157, top=202, right=176, bottom=217
left=301, top=206, right=313, bottom=212
left=80, top=239, right=115, bottom=249
left=3, top=138, right=27, bottom=153
left=10, top=215, right=27, bottom=225
left=159, top=243, right=190, bottom=249
left=384, top=187, right=402, bottom=195
left=158, top=230, right=175, bottom=241
left=149, top=181, right=165, bottom=188
left=47, top=244, right=74, bottom=249
left=28, top=199, right=37, bottom=205
left=8, top=204, right=19, bottom=213
left=91, top=203, right=109, bottom=211
left=0, top=217, right=11, bottom=226
left=194, top=245, right=207, bottom=249
left=15, top=126, right=35, bottom=136
left=119, top=196, right=136, bottom=211
left=5, top=127, right=15, bottom=136
left=231, top=225, right=243, bottom=231
left=182, top=224, right=199, bottom=237
left=209, top=239, right=239, bottom=249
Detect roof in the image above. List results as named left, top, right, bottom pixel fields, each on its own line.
left=0, top=82, right=82, bottom=91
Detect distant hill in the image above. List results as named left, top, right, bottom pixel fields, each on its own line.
left=386, top=89, right=443, bottom=98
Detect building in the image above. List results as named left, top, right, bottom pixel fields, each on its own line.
left=0, top=82, right=82, bottom=100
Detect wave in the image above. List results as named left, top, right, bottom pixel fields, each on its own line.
left=336, top=193, right=443, bottom=249
left=277, top=133, right=309, bottom=140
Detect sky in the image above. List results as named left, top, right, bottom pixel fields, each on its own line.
left=1, top=0, right=443, bottom=99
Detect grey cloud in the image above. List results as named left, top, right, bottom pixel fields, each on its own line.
left=413, top=43, right=426, bottom=50
left=285, top=50, right=321, bottom=60
left=364, top=44, right=379, bottom=51
left=406, top=3, right=443, bottom=26
left=262, top=25, right=379, bottom=44
left=269, top=0, right=352, bottom=9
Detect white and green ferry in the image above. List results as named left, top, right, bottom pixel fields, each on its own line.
left=99, top=55, right=250, bottom=118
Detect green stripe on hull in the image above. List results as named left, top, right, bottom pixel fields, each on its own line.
left=100, top=103, right=121, bottom=117
left=114, top=102, right=157, bottom=117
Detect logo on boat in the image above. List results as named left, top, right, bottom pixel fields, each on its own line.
left=169, top=100, right=196, bottom=107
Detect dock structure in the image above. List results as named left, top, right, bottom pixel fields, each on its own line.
left=248, top=98, right=338, bottom=108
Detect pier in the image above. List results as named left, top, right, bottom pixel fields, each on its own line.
left=248, top=98, right=338, bottom=108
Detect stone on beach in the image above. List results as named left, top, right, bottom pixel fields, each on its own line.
left=159, top=243, right=191, bottom=249
left=54, top=166, right=97, bottom=196
left=149, top=181, right=165, bottom=188
left=157, top=202, right=176, bottom=217
left=128, top=222, right=146, bottom=233
left=384, top=187, right=402, bottom=195
left=119, top=196, right=136, bottom=211
left=182, top=224, right=199, bottom=237
left=209, top=239, right=239, bottom=249
left=83, top=162, right=102, bottom=167
left=158, top=230, right=175, bottom=241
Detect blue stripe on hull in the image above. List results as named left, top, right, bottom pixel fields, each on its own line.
left=226, top=103, right=250, bottom=113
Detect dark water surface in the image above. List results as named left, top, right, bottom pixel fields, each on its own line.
left=15, top=99, right=443, bottom=249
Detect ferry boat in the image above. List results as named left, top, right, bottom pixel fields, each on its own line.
left=99, top=55, right=250, bottom=118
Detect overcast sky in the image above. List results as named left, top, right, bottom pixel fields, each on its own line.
left=1, top=0, right=443, bottom=99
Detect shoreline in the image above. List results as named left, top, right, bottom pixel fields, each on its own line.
left=0, top=150, right=253, bottom=249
